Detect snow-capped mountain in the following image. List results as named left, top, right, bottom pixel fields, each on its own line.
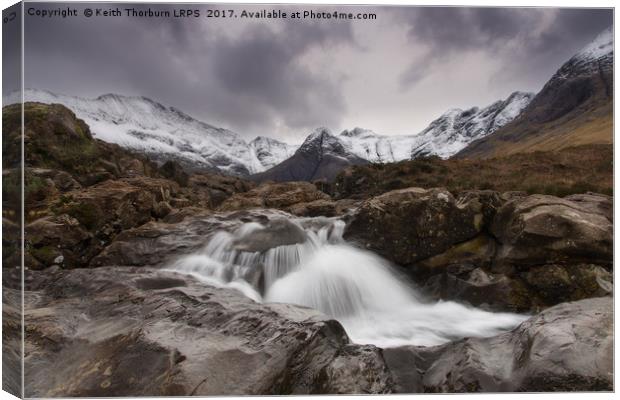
left=570, top=26, right=613, bottom=72
left=457, top=26, right=613, bottom=159
left=7, top=86, right=532, bottom=179
left=406, top=91, right=534, bottom=158
left=337, top=91, right=534, bottom=161
left=5, top=89, right=292, bottom=175
left=252, top=128, right=367, bottom=182
left=249, top=136, right=299, bottom=170
left=523, top=26, right=612, bottom=125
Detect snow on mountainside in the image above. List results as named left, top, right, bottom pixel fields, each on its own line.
left=6, top=88, right=533, bottom=177
left=249, top=136, right=299, bottom=170
left=456, top=26, right=613, bottom=159
left=575, top=26, right=613, bottom=63
left=5, top=89, right=292, bottom=175
left=546, top=26, right=613, bottom=86
left=252, top=128, right=368, bottom=182
left=338, top=91, right=534, bottom=161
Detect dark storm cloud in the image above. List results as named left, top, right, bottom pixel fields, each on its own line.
left=15, top=4, right=614, bottom=139
left=210, top=20, right=352, bottom=131
left=402, top=7, right=612, bottom=52
left=21, top=3, right=355, bottom=139
left=399, top=7, right=613, bottom=87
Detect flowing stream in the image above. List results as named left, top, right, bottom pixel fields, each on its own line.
left=167, top=216, right=527, bottom=347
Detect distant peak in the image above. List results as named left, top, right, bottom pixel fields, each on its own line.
left=302, top=127, right=334, bottom=143
left=298, top=127, right=351, bottom=156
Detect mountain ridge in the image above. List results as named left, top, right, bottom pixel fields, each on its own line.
left=251, top=128, right=369, bottom=182
left=456, top=26, right=613, bottom=159
left=5, top=89, right=295, bottom=175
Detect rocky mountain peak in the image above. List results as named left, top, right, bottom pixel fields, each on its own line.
left=298, top=127, right=347, bottom=156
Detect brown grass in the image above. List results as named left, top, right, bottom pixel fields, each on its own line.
left=460, top=102, right=612, bottom=159
left=333, top=144, right=613, bottom=199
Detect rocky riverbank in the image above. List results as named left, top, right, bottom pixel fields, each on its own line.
left=2, top=103, right=613, bottom=395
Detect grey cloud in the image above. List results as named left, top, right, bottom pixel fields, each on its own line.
left=21, top=3, right=355, bottom=140
left=16, top=3, right=614, bottom=140
left=399, top=7, right=612, bottom=89
left=210, top=20, right=351, bottom=132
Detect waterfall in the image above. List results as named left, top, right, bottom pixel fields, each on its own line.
left=168, top=216, right=527, bottom=347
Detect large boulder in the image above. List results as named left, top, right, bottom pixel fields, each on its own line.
left=184, top=172, right=254, bottom=209
left=26, top=214, right=95, bottom=269
left=232, top=218, right=308, bottom=253
left=23, top=177, right=188, bottom=269
left=344, top=188, right=483, bottom=265
left=22, top=267, right=393, bottom=396
left=563, top=192, right=612, bottom=222
left=344, top=189, right=613, bottom=313
left=522, top=263, right=612, bottom=305
left=51, top=177, right=180, bottom=233
left=90, top=210, right=298, bottom=268
left=287, top=199, right=359, bottom=218
left=491, top=194, right=612, bottom=268
left=422, top=265, right=532, bottom=312
left=385, top=297, right=613, bottom=392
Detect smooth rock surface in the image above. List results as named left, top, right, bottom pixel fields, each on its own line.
left=385, top=297, right=613, bottom=392
left=491, top=194, right=612, bottom=268
left=23, top=267, right=394, bottom=397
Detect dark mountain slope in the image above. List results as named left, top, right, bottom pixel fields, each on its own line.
left=252, top=128, right=368, bottom=182
left=457, top=27, right=613, bottom=159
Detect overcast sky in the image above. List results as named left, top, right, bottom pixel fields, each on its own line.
left=15, top=4, right=613, bottom=142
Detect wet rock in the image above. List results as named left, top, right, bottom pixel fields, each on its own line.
left=232, top=218, right=308, bottom=253
left=219, top=182, right=330, bottom=212
left=491, top=194, right=612, bottom=268
left=523, top=263, right=612, bottom=305
left=287, top=199, right=359, bottom=218
left=415, top=235, right=496, bottom=276
left=287, top=199, right=339, bottom=217
left=89, top=211, right=218, bottom=268
left=385, top=297, right=613, bottom=392
left=90, top=210, right=295, bottom=268
left=23, top=267, right=394, bottom=396
left=456, top=190, right=504, bottom=227
left=563, top=192, right=612, bottom=222
left=344, top=187, right=483, bottom=265
left=423, top=266, right=533, bottom=312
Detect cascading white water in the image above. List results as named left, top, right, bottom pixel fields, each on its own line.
left=168, top=216, right=528, bottom=347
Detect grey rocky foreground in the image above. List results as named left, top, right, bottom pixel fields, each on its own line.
left=20, top=267, right=393, bottom=396
left=10, top=263, right=612, bottom=396
left=384, top=297, right=613, bottom=392
left=345, top=188, right=613, bottom=312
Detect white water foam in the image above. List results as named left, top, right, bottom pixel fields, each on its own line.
left=167, top=217, right=527, bottom=347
